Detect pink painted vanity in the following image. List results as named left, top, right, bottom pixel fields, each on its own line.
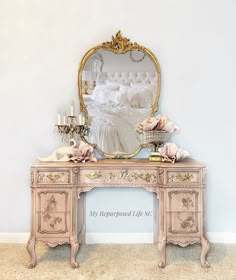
left=27, top=158, right=210, bottom=268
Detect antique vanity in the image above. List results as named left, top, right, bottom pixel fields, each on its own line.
left=27, top=32, right=210, bottom=269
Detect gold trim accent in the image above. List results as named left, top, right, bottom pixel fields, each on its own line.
left=85, top=171, right=102, bottom=180
left=46, top=174, right=61, bottom=182
left=37, top=171, right=70, bottom=184
left=78, top=31, right=161, bottom=159
left=102, top=31, right=139, bottom=53
left=137, top=172, right=157, bottom=183
left=83, top=169, right=158, bottom=184
left=176, top=173, right=194, bottom=182
left=168, top=172, right=195, bottom=183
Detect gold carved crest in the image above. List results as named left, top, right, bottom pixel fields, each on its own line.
left=102, top=31, right=141, bottom=53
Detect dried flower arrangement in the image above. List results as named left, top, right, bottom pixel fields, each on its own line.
left=137, top=115, right=190, bottom=163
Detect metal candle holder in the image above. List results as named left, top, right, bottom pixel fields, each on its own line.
left=56, top=115, right=89, bottom=145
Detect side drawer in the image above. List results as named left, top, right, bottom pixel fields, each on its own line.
left=167, top=169, right=201, bottom=185
left=167, top=190, right=201, bottom=212
left=167, top=212, right=200, bottom=235
left=167, top=189, right=202, bottom=236
left=34, top=168, right=72, bottom=185
left=35, top=189, right=71, bottom=237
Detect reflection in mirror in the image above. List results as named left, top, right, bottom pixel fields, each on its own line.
left=78, top=32, right=160, bottom=158
left=82, top=51, right=157, bottom=154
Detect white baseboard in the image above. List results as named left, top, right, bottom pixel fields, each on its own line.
left=0, top=232, right=236, bottom=244
left=206, top=232, right=236, bottom=244
left=0, top=233, right=30, bottom=243
left=86, top=232, right=153, bottom=244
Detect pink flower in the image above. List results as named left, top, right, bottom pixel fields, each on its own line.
left=137, top=115, right=179, bottom=133
left=70, top=141, right=97, bottom=163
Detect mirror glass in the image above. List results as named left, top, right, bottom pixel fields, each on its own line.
left=78, top=32, right=160, bottom=158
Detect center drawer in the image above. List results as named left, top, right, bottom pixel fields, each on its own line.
left=79, top=168, right=158, bottom=186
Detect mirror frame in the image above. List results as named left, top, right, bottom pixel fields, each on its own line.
left=78, top=31, right=161, bottom=159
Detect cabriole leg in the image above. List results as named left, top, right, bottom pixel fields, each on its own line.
left=70, top=239, right=79, bottom=268
left=158, top=240, right=166, bottom=268
left=201, top=237, right=210, bottom=268
left=27, top=238, right=36, bottom=268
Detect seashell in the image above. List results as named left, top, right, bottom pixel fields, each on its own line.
left=38, top=141, right=97, bottom=163
left=38, top=146, right=75, bottom=162
left=159, top=143, right=190, bottom=163
left=176, top=148, right=191, bottom=161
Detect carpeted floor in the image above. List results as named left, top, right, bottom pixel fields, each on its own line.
left=0, top=243, right=235, bottom=280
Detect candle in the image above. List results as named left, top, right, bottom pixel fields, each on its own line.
left=78, top=113, right=85, bottom=125
left=63, top=111, right=66, bottom=125
left=70, top=101, right=74, bottom=116
left=57, top=112, right=61, bottom=125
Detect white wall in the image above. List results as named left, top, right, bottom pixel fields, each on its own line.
left=0, top=0, right=236, bottom=235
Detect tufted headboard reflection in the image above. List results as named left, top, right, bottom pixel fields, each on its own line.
left=97, top=71, right=157, bottom=85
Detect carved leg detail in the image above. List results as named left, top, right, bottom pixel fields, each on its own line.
left=201, top=237, right=210, bottom=268
left=27, top=239, right=36, bottom=269
left=70, top=239, right=79, bottom=268
left=158, top=240, right=166, bottom=268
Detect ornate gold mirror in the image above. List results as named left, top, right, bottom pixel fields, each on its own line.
left=78, top=31, right=161, bottom=158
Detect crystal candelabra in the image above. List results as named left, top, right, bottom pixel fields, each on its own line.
left=55, top=103, right=89, bottom=145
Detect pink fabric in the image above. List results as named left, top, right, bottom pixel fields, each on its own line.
left=70, top=141, right=97, bottom=163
